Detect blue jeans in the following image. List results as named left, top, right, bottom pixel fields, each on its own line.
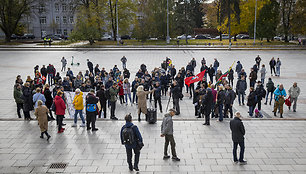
left=74, top=110, right=85, bottom=124
left=276, top=67, right=280, bottom=76
left=214, top=67, right=218, bottom=75
left=249, top=106, right=253, bottom=116
left=218, top=104, right=223, bottom=121
left=265, top=91, right=273, bottom=104
left=125, top=93, right=132, bottom=103
left=132, top=92, right=138, bottom=103
left=238, top=92, right=245, bottom=105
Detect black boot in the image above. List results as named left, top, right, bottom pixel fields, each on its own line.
left=44, top=131, right=51, bottom=141
left=274, top=112, right=276, bottom=117
left=40, top=132, right=44, bottom=139
left=138, top=114, right=141, bottom=122
left=280, top=114, right=283, bottom=118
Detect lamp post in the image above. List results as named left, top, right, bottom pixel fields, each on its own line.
left=116, top=0, right=119, bottom=45
left=228, top=0, right=231, bottom=50
left=166, top=0, right=170, bottom=44
left=253, top=0, right=257, bottom=46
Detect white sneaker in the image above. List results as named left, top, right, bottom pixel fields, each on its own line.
left=80, top=124, right=85, bottom=127
left=72, top=124, right=77, bottom=127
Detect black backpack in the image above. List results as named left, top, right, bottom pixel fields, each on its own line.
left=122, top=125, right=136, bottom=145
left=261, top=88, right=266, bottom=98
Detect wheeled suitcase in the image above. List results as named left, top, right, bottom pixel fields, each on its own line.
left=147, top=108, right=157, bottom=124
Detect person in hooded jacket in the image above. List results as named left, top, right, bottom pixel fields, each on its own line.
left=72, top=89, right=85, bottom=127
left=120, top=114, right=143, bottom=171
left=235, top=61, right=243, bottom=76
left=236, top=75, right=247, bottom=106
left=202, top=88, right=213, bottom=125
left=22, top=82, right=34, bottom=120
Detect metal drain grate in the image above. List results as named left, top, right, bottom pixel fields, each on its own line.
left=49, top=163, right=68, bottom=169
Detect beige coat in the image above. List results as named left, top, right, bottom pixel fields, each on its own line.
left=136, top=90, right=152, bottom=115
left=34, top=105, right=49, bottom=132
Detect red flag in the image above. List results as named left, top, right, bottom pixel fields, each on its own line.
left=184, top=70, right=206, bottom=87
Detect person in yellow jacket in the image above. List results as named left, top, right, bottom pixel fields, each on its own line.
left=72, top=88, right=85, bottom=127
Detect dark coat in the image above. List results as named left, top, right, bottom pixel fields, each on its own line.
left=96, top=89, right=107, bottom=104
left=208, top=67, right=215, bottom=77
left=216, top=90, right=225, bottom=105
left=230, top=117, right=245, bottom=142
left=44, top=88, right=53, bottom=108
left=171, top=85, right=181, bottom=99
left=202, top=90, right=213, bottom=115
left=247, top=91, right=257, bottom=106
left=228, top=69, right=234, bottom=80
left=86, top=93, right=99, bottom=114
left=22, top=87, right=33, bottom=112
left=120, top=122, right=143, bottom=149
left=224, top=89, right=236, bottom=105
left=249, top=71, right=257, bottom=82
left=236, top=79, right=247, bottom=93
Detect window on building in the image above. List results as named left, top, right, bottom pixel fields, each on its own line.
left=69, top=4, right=73, bottom=11
left=62, top=3, right=67, bottom=11
left=63, top=16, right=67, bottom=24
left=64, top=29, right=67, bottom=35
left=69, top=16, right=74, bottom=24
left=39, top=17, right=47, bottom=24
left=55, top=3, right=59, bottom=11
left=57, top=29, right=62, bottom=35
left=38, top=5, right=45, bottom=13
left=56, top=16, right=60, bottom=23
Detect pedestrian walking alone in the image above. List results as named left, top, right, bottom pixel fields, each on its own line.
left=161, top=109, right=180, bottom=161
left=61, top=57, right=67, bottom=72
left=276, top=58, right=281, bottom=77
left=230, top=112, right=247, bottom=165
left=34, top=100, right=51, bottom=141
left=120, top=114, right=143, bottom=171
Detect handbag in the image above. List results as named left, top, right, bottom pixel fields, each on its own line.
left=136, top=141, right=144, bottom=150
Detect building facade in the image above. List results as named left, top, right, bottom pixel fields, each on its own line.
left=26, top=0, right=77, bottom=38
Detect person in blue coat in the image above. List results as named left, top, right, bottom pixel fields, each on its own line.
left=120, top=114, right=143, bottom=171
left=273, top=84, right=286, bottom=118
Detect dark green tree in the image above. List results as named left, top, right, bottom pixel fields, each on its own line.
left=0, top=0, right=34, bottom=42
left=256, top=0, right=279, bottom=42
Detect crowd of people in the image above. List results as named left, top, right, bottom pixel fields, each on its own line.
left=11, top=54, right=302, bottom=171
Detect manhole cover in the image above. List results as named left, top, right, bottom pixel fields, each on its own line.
left=49, top=163, right=68, bottom=169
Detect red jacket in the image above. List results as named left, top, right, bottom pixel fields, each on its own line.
left=118, top=81, right=124, bottom=96
left=54, top=95, right=66, bottom=115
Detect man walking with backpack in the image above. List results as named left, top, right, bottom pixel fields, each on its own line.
left=161, top=109, right=180, bottom=161
left=120, top=114, right=143, bottom=171
left=86, top=89, right=99, bottom=131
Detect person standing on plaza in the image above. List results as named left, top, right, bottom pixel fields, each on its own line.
left=249, top=68, right=257, bottom=88
left=201, top=57, right=206, bottom=65
left=72, top=88, right=85, bottom=127
left=109, top=83, right=119, bottom=120
left=61, top=57, right=67, bottom=72
left=121, top=56, right=127, bottom=69
left=230, top=112, right=247, bottom=165
left=22, top=82, right=34, bottom=120
left=86, top=89, right=99, bottom=131
left=87, top=59, right=94, bottom=75
left=216, top=85, right=225, bottom=121
left=276, top=58, right=282, bottom=77
left=33, top=88, right=46, bottom=109
left=34, top=100, right=51, bottom=141
left=254, top=81, right=266, bottom=111
left=43, top=84, right=55, bottom=120
left=123, top=78, right=132, bottom=105
left=235, top=61, right=243, bottom=76
left=264, top=78, right=275, bottom=105
left=260, top=64, right=267, bottom=84
left=255, top=55, right=261, bottom=67
left=191, top=58, right=196, bottom=71
left=153, top=81, right=162, bottom=113
left=14, top=84, right=25, bottom=118
left=211, top=84, right=217, bottom=118
left=269, top=57, right=276, bottom=76
left=273, top=84, right=287, bottom=118
left=136, top=86, right=153, bottom=121
left=236, top=75, right=247, bottom=106
left=202, top=88, right=213, bottom=125
left=171, top=80, right=182, bottom=115
left=213, top=58, right=219, bottom=75
left=228, top=68, right=234, bottom=87
left=120, top=114, right=143, bottom=171
left=161, top=109, right=180, bottom=161
left=288, top=82, right=300, bottom=112
left=247, top=87, right=256, bottom=117
left=224, top=85, right=236, bottom=118
left=208, top=64, right=215, bottom=83
left=96, top=85, right=108, bottom=118
left=54, top=91, right=66, bottom=133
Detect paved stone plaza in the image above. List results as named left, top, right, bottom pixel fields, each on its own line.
left=0, top=49, right=306, bottom=173
left=0, top=120, right=306, bottom=173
